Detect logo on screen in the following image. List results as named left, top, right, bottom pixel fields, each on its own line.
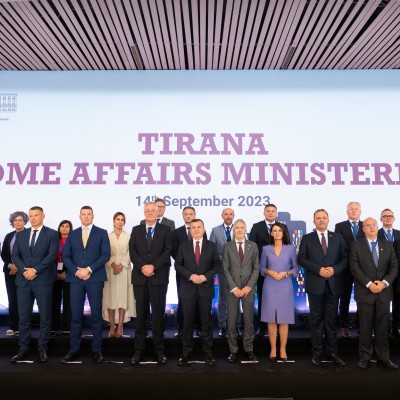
left=0, top=94, right=17, bottom=112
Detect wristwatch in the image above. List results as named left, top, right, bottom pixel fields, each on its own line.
left=285, top=271, right=289, bottom=278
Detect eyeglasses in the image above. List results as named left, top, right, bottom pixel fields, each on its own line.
left=381, top=215, right=394, bottom=219
left=364, top=223, right=378, bottom=228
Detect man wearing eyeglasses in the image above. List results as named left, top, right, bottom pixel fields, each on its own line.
left=379, top=209, right=400, bottom=338
left=349, top=217, right=398, bottom=369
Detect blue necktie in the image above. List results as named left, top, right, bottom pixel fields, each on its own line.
left=146, top=227, right=153, bottom=251
left=371, top=241, right=378, bottom=268
left=351, top=222, right=358, bottom=240
left=225, top=226, right=231, bottom=242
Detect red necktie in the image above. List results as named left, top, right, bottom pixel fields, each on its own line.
left=238, top=242, right=244, bottom=262
left=195, top=241, right=200, bottom=265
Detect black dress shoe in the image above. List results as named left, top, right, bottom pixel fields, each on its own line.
left=246, top=352, right=258, bottom=362
left=11, top=349, right=28, bottom=363
left=93, top=352, right=104, bottom=363
left=60, top=351, right=79, bottom=363
left=218, top=327, right=227, bottom=337
left=174, top=329, right=183, bottom=338
left=311, top=355, right=321, bottom=366
left=358, top=359, right=370, bottom=369
left=378, top=359, right=399, bottom=369
left=227, top=353, right=237, bottom=363
left=328, top=353, right=346, bottom=366
left=205, top=352, right=215, bottom=366
left=156, top=353, right=167, bottom=364
left=256, top=327, right=266, bottom=337
left=38, top=350, right=48, bottom=363
left=236, top=327, right=243, bottom=337
left=130, top=351, right=141, bottom=365
left=177, top=353, right=189, bottom=366
left=269, top=356, right=277, bottom=362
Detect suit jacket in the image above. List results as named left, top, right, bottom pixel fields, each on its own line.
left=350, top=238, right=398, bottom=304
left=210, top=224, right=233, bottom=260
left=392, top=239, right=400, bottom=291
left=140, top=217, right=175, bottom=232
left=12, top=226, right=59, bottom=287
left=378, top=227, right=400, bottom=242
left=174, top=239, right=220, bottom=300
left=334, top=220, right=365, bottom=248
left=222, top=239, right=259, bottom=292
left=171, top=224, right=207, bottom=260
left=297, top=230, right=347, bottom=295
left=249, top=220, right=290, bottom=259
left=129, top=223, right=172, bottom=286
left=63, top=225, right=111, bottom=283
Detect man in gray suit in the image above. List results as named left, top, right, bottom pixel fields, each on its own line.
left=210, top=208, right=242, bottom=337
left=222, top=219, right=259, bottom=363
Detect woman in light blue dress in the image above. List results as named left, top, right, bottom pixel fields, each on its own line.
left=260, top=222, right=300, bottom=361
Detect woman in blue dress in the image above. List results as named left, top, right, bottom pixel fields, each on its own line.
left=260, top=222, right=300, bottom=361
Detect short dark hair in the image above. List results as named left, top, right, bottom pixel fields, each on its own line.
left=9, top=211, right=29, bottom=226
left=80, top=206, right=93, bottom=212
left=313, top=209, right=329, bottom=219
left=264, top=204, right=277, bottom=211
left=269, top=222, right=290, bottom=245
left=29, top=206, right=43, bottom=213
left=190, top=218, right=204, bottom=227
left=183, top=206, right=195, bottom=213
left=155, top=198, right=166, bottom=205
left=57, top=220, right=73, bottom=240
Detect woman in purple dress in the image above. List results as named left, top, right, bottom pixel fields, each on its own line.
left=260, top=222, right=300, bottom=361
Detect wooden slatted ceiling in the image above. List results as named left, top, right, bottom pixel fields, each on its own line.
left=0, top=0, right=399, bottom=71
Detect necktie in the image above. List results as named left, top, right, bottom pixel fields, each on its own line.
left=146, top=227, right=153, bottom=251
left=371, top=241, right=378, bottom=267
left=195, top=241, right=200, bottom=265
left=351, top=222, right=358, bottom=240
left=187, top=226, right=192, bottom=239
left=225, top=226, right=231, bottom=242
left=238, top=242, right=244, bottom=263
left=387, top=229, right=392, bottom=242
left=268, top=224, right=273, bottom=234
left=321, top=233, right=327, bottom=256
left=30, top=229, right=38, bottom=253
left=82, top=227, right=88, bottom=248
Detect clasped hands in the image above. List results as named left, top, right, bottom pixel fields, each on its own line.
left=141, top=264, right=155, bottom=277
left=319, top=267, right=334, bottom=279
left=23, top=267, right=37, bottom=280
left=268, top=270, right=287, bottom=281
left=189, top=274, right=207, bottom=284
left=76, top=267, right=91, bottom=280
left=112, top=262, right=123, bottom=275
left=369, top=280, right=386, bottom=293
left=232, top=286, right=252, bottom=298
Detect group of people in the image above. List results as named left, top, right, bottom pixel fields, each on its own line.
left=1, top=199, right=400, bottom=370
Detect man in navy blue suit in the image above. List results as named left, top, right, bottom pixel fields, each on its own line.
left=60, top=206, right=110, bottom=363
left=11, top=206, right=58, bottom=363
left=298, top=209, right=347, bottom=367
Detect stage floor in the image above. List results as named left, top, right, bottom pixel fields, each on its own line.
left=1, top=326, right=400, bottom=400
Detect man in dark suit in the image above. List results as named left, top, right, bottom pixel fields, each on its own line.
left=378, top=209, right=400, bottom=337
left=60, top=206, right=111, bottom=363
left=175, top=218, right=220, bottom=366
left=11, top=206, right=58, bottom=363
left=222, top=219, right=259, bottom=363
left=249, top=203, right=289, bottom=337
left=129, top=201, right=172, bottom=365
left=171, top=206, right=206, bottom=337
left=350, top=217, right=398, bottom=369
left=140, top=197, right=175, bottom=232
left=334, top=201, right=365, bottom=338
left=140, top=197, right=175, bottom=335
left=298, top=209, right=347, bottom=366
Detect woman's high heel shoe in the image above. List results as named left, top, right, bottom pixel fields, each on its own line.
left=269, top=356, right=277, bottom=362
